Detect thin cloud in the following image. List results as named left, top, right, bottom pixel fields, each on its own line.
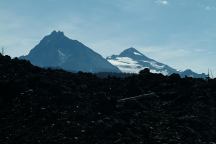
left=155, top=0, right=169, bottom=6
left=205, top=6, right=216, bottom=11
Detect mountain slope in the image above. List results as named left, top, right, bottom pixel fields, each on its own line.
left=20, top=31, right=121, bottom=73
left=107, top=47, right=177, bottom=75
left=107, top=47, right=207, bottom=78
left=180, top=69, right=207, bottom=78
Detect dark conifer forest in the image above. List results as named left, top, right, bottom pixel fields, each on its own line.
left=0, top=54, right=216, bottom=144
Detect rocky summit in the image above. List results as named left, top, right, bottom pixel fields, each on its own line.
left=0, top=54, right=216, bottom=144
left=20, top=31, right=120, bottom=73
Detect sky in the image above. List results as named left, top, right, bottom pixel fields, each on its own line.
left=0, top=0, right=216, bottom=75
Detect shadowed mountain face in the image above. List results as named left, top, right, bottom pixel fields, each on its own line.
left=20, top=31, right=121, bottom=73
left=107, top=47, right=207, bottom=78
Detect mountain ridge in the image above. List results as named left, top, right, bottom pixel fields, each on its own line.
left=107, top=47, right=207, bottom=78
left=20, top=31, right=121, bottom=73
left=107, top=47, right=177, bottom=75
left=20, top=31, right=207, bottom=78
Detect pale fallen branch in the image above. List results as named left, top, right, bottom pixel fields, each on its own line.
left=117, top=92, right=157, bottom=102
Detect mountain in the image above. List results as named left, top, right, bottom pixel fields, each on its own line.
left=107, top=47, right=207, bottom=78
left=20, top=31, right=121, bottom=73
left=107, top=47, right=177, bottom=75
left=180, top=69, right=207, bottom=78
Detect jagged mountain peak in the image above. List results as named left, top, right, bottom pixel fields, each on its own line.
left=20, top=31, right=121, bottom=73
left=43, top=30, right=68, bottom=41
left=51, top=30, right=64, bottom=35
left=119, top=47, right=144, bottom=57
left=47, top=30, right=66, bottom=38
left=122, top=47, right=139, bottom=53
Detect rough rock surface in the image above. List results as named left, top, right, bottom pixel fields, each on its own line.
left=0, top=54, right=216, bottom=144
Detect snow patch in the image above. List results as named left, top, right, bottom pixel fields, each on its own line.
left=58, top=49, right=65, bottom=57
left=143, top=60, right=165, bottom=69
left=58, top=49, right=67, bottom=64
left=133, top=52, right=142, bottom=56
left=108, top=56, right=169, bottom=75
left=150, top=69, right=169, bottom=75
left=108, top=57, right=144, bottom=73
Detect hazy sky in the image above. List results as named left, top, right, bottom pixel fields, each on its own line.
left=0, top=0, right=216, bottom=75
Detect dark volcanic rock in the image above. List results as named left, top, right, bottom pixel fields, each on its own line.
left=0, top=54, right=216, bottom=144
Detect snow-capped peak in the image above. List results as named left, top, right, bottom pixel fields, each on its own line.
left=106, top=47, right=207, bottom=78
left=107, top=47, right=177, bottom=75
left=119, top=47, right=143, bottom=57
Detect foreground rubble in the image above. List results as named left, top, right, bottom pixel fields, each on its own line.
left=0, top=54, right=216, bottom=144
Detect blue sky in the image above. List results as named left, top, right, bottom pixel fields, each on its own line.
left=0, top=0, right=216, bottom=75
